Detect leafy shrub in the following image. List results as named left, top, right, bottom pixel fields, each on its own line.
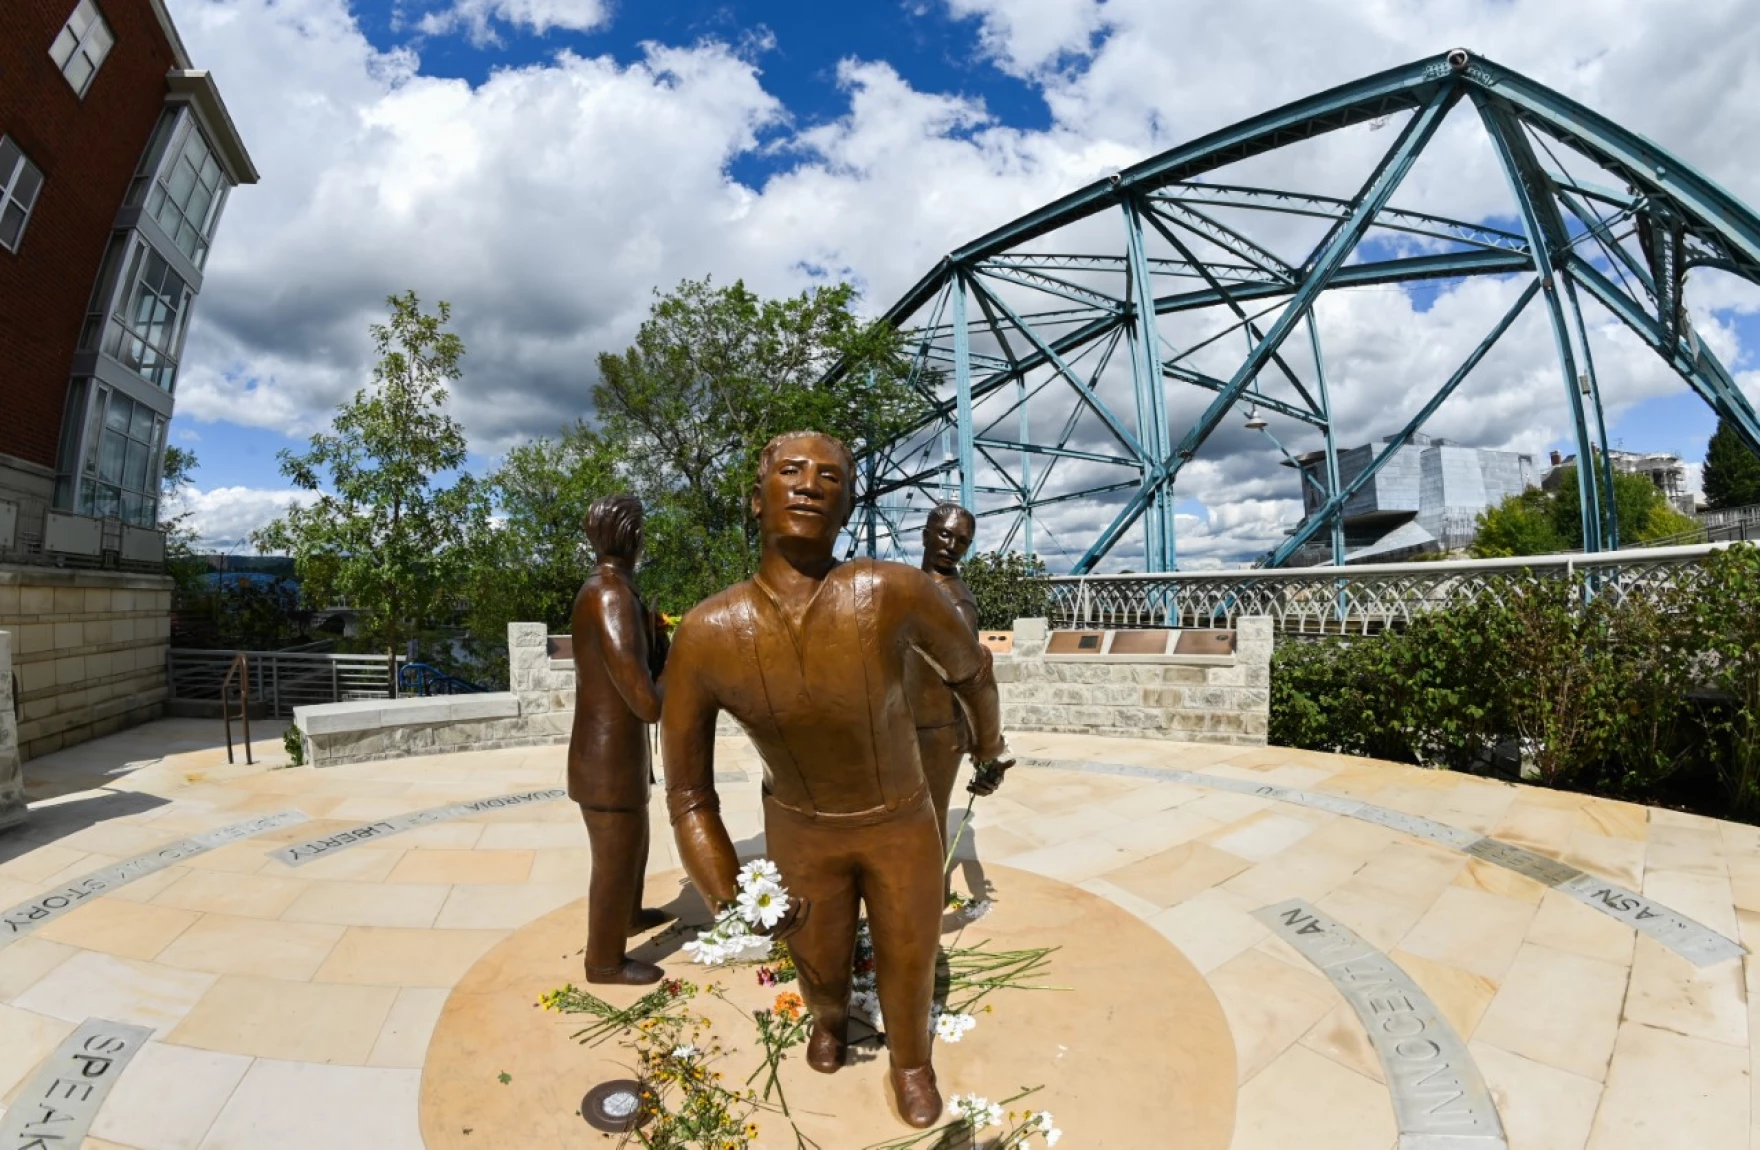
left=961, top=550, right=1052, bottom=631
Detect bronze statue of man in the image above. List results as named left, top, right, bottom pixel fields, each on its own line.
left=569, top=494, right=672, bottom=986
left=660, top=431, right=1011, bottom=1128
left=904, top=502, right=979, bottom=883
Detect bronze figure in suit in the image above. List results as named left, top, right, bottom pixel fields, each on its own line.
left=659, top=432, right=1010, bottom=1128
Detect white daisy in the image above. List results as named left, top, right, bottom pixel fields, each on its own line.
left=736, top=882, right=790, bottom=929
left=933, top=1010, right=977, bottom=1042
left=737, top=858, right=781, bottom=889
left=683, top=935, right=726, bottom=965
left=671, top=1044, right=698, bottom=1059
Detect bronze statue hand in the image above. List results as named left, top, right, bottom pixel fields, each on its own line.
left=763, top=897, right=811, bottom=943
left=966, top=756, right=1015, bottom=797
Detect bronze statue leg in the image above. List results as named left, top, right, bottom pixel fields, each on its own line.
left=854, top=797, right=944, bottom=1074
left=915, top=724, right=963, bottom=887
left=762, top=796, right=862, bottom=1067
left=579, top=805, right=663, bottom=984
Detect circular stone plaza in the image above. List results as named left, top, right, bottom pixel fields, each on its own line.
left=0, top=713, right=1753, bottom=1149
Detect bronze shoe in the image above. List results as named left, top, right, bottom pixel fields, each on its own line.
left=890, top=1062, right=942, bottom=1128
left=805, top=1019, right=847, bottom=1073
left=584, top=958, right=664, bottom=985
left=626, top=907, right=673, bottom=936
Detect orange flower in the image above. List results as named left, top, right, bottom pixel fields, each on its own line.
left=773, top=991, right=804, bottom=1021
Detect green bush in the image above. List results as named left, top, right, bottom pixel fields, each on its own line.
left=961, top=550, right=1052, bottom=631
left=1270, top=544, right=1760, bottom=820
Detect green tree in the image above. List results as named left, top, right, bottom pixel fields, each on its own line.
left=590, top=277, right=922, bottom=610
left=159, top=445, right=207, bottom=600
left=960, top=550, right=1052, bottom=630
left=1703, top=417, right=1760, bottom=510
left=253, top=292, right=478, bottom=663
left=1472, top=463, right=1696, bottom=556
left=1469, top=488, right=1565, bottom=558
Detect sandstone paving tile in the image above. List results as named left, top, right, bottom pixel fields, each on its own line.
left=1624, top=935, right=1748, bottom=1048
left=1002, top=803, right=1133, bottom=848
left=1643, top=868, right=1741, bottom=940
left=1297, top=999, right=1383, bottom=1083
left=36, top=897, right=200, bottom=960
left=1146, top=885, right=1268, bottom=974
left=1473, top=944, right=1629, bottom=1082
left=964, top=793, right=1036, bottom=827
left=385, top=849, right=534, bottom=886
left=1315, top=880, right=1435, bottom=954
left=985, top=833, right=1151, bottom=885
left=1255, top=763, right=1337, bottom=789
left=0, top=844, right=91, bottom=884
left=526, top=846, right=593, bottom=886
left=88, top=1041, right=253, bottom=1150
left=0, top=1002, right=77, bottom=1103
left=1219, top=840, right=1368, bottom=906
left=1645, top=823, right=1730, bottom=878
left=169, top=975, right=398, bottom=1063
left=13, top=951, right=216, bottom=1036
left=1587, top=1022, right=1749, bottom=1150
left=179, top=840, right=289, bottom=874
left=1494, top=802, right=1586, bottom=853
left=1526, top=889, right=1637, bottom=967
left=1729, top=856, right=1760, bottom=916
left=1205, top=811, right=1317, bottom=862
left=367, top=987, right=450, bottom=1068
left=1651, top=806, right=1730, bottom=833
left=34, top=854, right=122, bottom=891
left=1101, top=840, right=1250, bottom=909
left=314, top=926, right=507, bottom=987
left=1471, top=1039, right=1603, bottom=1150
left=1298, top=813, right=1403, bottom=860
left=1397, top=885, right=1538, bottom=982
left=104, top=865, right=192, bottom=904
left=1579, top=797, right=1649, bottom=841
left=1562, top=832, right=1647, bottom=889
left=1102, top=804, right=1227, bottom=857
left=1207, top=946, right=1339, bottom=1083
left=999, top=773, right=1150, bottom=818
left=1180, top=790, right=1277, bottom=825
left=432, top=883, right=583, bottom=930
left=151, top=870, right=310, bottom=919
left=1383, top=947, right=1500, bottom=1041
left=1090, top=779, right=1204, bottom=819
left=385, top=822, right=485, bottom=850
left=1229, top=1042, right=1397, bottom=1150
left=1074, top=876, right=1166, bottom=920
left=155, top=914, right=347, bottom=981
left=474, top=822, right=585, bottom=851
left=281, top=881, right=450, bottom=929
left=1351, top=839, right=1469, bottom=902
left=196, top=1058, right=423, bottom=1149
left=54, top=821, right=184, bottom=858
left=0, top=936, right=76, bottom=1000
left=324, top=797, right=434, bottom=823
left=1453, top=856, right=1550, bottom=904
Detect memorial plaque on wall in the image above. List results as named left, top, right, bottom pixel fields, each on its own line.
left=1173, top=630, right=1236, bottom=655
left=546, top=635, right=575, bottom=662
left=1108, top=630, right=1172, bottom=655
left=1046, top=631, right=1106, bottom=654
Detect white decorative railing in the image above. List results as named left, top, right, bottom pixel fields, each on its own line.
left=1046, top=543, right=1735, bottom=634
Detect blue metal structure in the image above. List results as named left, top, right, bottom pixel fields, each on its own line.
left=848, top=50, right=1760, bottom=572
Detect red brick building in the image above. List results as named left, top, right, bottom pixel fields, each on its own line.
left=0, top=0, right=256, bottom=567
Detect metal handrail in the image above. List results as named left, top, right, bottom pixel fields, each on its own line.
left=221, top=653, right=252, bottom=766
left=398, top=663, right=489, bottom=696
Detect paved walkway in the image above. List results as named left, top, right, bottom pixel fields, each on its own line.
left=0, top=720, right=1754, bottom=1148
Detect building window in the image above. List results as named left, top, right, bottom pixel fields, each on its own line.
left=48, top=0, right=114, bottom=99
left=72, top=386, right=165, bottom=527
left=105, top=240, right=192, bottom=391
left=145, top=118, right=229, bottom=266
left=0, top=137, right=45, bottom=253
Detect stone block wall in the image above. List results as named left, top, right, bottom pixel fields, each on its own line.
left=0, top=565, right=172, bottom=760
left=296, top=694, right=573, bottom=768
left=508, top=622, right=577, bottom=724
left=995, top=617, right=1273, bottom=745
left=1, top=631, right=24, bottom=830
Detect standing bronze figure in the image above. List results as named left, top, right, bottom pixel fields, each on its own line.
left=660, top=431, right=1011, bottom=1128
left=569, top=494, right=672, bottom=985
left=904, top=502, right=979, bottom=885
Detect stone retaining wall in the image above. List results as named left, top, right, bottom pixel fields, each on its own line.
left=1, top=632, right=24, bottom=829
left=0, top=565, right=172, bottom=760
left=995, top=617, right=1272, bottom=745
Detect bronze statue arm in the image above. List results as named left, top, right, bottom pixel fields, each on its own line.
left=902, top=570, right=1007, bottom=763
left=658, top=619, right=740, bottom=909
left=593, top=583, right=663, bottom=723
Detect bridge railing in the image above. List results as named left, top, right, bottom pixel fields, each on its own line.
left=1046, top=543, right=1733, bottom=634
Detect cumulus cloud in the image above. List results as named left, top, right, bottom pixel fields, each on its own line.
left=415, top=0, right=611, bottom=45
left=163, top=0, right=1760, bottom=565
left=169, top=486, right=320, bottom=551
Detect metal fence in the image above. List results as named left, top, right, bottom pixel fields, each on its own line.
left=1046, top=543, right=1734, bottom=635
left=167, top=649, right=405, bottom=718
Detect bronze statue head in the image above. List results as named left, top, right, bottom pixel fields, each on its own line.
left=921, top=502, right=975, bottom=576
left=586, top=493, right=644, bottom=566
left=750, top=431, right=855, bottom=552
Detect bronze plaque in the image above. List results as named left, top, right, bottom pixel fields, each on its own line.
left=546, top=635, right=575, bottom=661
left=980, top=632, right=1014, bottom=654
left=1173, top=630, right=1236, bottom=655
left=1046, top=631, right=1106, bottom=654
left=1108, top=630, right=1171, bottom=655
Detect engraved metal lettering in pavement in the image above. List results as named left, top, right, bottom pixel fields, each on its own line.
left=270, top=788, right=568, bottom=866
left=0, top=811, right=308, bottom=950
left=0, top=1017, right=152, bottom=1148
left=1255, top=899, right=1508, bottom=1150
left=1021, top=756, right=1747, bottom=966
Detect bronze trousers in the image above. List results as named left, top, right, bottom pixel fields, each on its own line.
left=764, top=789, right=943, bottom=1070
left=916, top=723, right=963, bottom=869
left=578, top=802, right=651, bottom=973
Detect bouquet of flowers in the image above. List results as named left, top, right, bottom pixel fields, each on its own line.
left=683, top=859, right=793, bottom=966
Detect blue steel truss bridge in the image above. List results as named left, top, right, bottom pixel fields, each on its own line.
left=845, top=49, right=1760, bottom=573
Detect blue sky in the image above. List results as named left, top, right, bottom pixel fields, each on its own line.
left=163, top=0, right=1760, bottom=565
